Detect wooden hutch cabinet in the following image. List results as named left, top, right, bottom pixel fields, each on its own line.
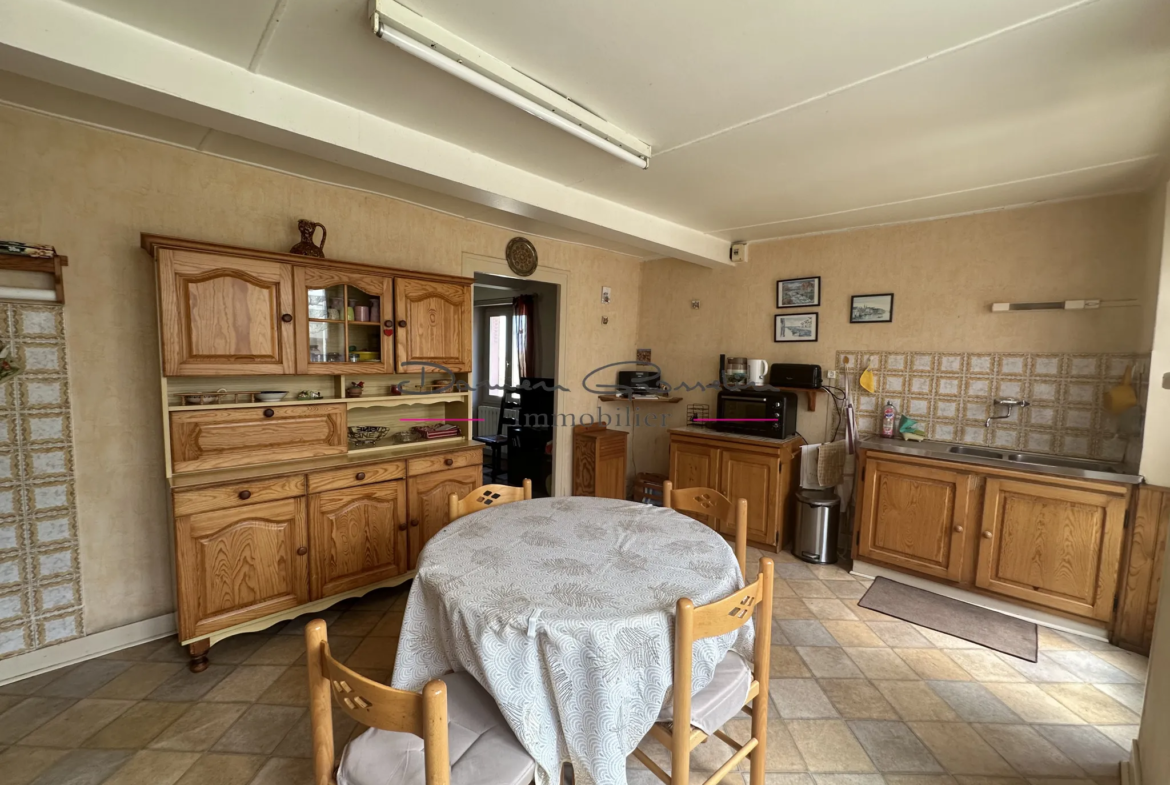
left=146, top=235, right=478, bottom=670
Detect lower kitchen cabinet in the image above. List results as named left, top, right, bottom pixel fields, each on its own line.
left=407, top=464, right=482, bottom=568
left=857, top=458, right=977, bottom=582
left=309, top=481, right=408, bottom=599
left=976, top=477, right=1127, bottom=621
left=720, top=449, right=781, bottom=544
left=669, top=439, right=720, bottom=527
left=174, top=497, right=309, bottom=640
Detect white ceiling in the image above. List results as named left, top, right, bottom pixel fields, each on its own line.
left=2, top=0, right=1169, bottom=262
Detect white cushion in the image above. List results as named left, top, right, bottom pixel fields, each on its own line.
left=658, top=650, right=753, bottom=734
left=337, top=671, right=536, bottom=785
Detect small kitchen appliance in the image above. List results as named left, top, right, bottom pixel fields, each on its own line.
left=714, top=388, right=798, bottom=438
left=746, top=359, right=768, bottom=386
left=770, top=362, right=823, bottom=390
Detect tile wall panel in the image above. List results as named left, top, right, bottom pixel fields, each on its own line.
left=0, top=304, right=81, bottom=660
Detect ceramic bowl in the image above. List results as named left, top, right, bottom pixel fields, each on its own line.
left=348, top=425, right=389, bottom=447
left=256, top=391, right=288, bottom=402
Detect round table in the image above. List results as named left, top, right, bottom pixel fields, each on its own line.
left=390, top=496, right=753, bottom=785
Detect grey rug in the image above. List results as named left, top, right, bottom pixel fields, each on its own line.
left=858, top=576, right=1038, bottom=662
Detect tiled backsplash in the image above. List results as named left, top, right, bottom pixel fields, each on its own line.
left=0, top=304, right=81, bottom=660
left=835, top=350, right=1147, bottom=463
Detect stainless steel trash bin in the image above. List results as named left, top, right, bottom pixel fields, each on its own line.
left=794, top=488, right=841, bottom=564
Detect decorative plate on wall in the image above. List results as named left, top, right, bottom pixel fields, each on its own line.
left=506, top=236, right=538, bottom=276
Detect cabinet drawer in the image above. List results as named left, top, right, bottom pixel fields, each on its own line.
left=171, top=404, right=346, bottom=473
left=173, top=474, right=307, bottom=516
left=407, top=448, right=482, bottom=477
left=307, top=460, right=406, bottom=494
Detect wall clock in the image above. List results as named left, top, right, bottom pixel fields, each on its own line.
left=506, top=237, right=538, bottom=277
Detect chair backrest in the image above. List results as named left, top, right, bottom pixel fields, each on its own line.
left=305, top=619, right=451, bottom=785
left=671, top=557, right=774, bottom=785
left=448, top=478, right=532, bottom=521
left=663, top=481, right=748, bottom=579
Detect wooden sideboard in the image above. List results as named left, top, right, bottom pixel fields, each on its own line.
left=855, top=446, right=1162, bottom=644
left=667, top=428, right=803, bottom=550
left=573, top=423, right=629, bottom=499
left=145, top=235, right=478, bottom=670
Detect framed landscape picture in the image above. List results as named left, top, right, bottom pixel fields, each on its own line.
left=777, top=276, right=821, bottom=308
left=775, top=312, right=818, bottom=342
left=851, top=293, right=894, bottom=323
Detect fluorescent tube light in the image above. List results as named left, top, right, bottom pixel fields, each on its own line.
left=372, top=7, right=649, bottom=169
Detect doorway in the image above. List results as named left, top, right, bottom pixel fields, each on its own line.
left=471, top=272, right=560, bottom=497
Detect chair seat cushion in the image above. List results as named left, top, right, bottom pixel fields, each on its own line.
left=337, top=671, right=535, bottom=785
left=657, top=650, right=753, bottom=734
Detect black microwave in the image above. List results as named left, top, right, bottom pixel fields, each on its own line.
left=714, top=389, right=798, bottom=438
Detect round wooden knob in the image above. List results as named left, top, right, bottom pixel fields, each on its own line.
left=397, top=320, right=407, bottom=328
left=263, top=408, right=275, bottom=418
left=281, top=313, right=293, bottom=323
left=397, top=523, right=408, bottom=531
left=410, top=520, right=419, bottom=527
left=355, top=472, right=366, bottom=481
left=982, top=531, right=993, bottom=539
left=953, top=525, right=963, bottom=533
left=296, top=546, right=308, bottom=555
left=444, top=458, right=454, bottom=466
left=238, top=490, right=251, bottom=500
left=384, top=320, right=394, bottom=328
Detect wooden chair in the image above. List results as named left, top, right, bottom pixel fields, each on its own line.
left=448, top=478, right=532, bottom=521
left=305, top=619, right=535, bottom=785
left=663, top=481, right=748, bottom=578
left=633, top=557, right=774, bottom=785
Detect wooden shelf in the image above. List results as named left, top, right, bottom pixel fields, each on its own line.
left=598, top=395, right=682, bottom=403
left=168, top=390, right=469, bottom=412
left=773, top=387, right=822, bottom=412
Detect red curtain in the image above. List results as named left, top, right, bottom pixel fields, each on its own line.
left=513, top=294, right=536, bottom=378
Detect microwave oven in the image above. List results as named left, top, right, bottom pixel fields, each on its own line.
left=714, top=389, right=798, bottom=438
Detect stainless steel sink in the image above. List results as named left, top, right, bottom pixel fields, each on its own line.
left=947, top=446, right=1005, bottom=460
left=1005, top=453, right=1119, bottom=473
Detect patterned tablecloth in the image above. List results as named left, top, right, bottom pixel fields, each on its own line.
left=390, top=496, right=752, bottom=785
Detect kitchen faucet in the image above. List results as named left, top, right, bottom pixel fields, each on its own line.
left=986, top=398, right=1030, bottom=427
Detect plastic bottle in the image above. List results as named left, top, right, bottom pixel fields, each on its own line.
left=881, top=400, right=897, bottom=438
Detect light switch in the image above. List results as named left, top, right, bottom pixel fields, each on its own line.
left=1163, top=372, right=1170, bottom=389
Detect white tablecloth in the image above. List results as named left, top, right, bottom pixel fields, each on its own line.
left=390, top=496, right=752, bottom=785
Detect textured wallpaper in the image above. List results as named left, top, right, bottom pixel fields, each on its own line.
left=0, top=303, right=80, bottom=659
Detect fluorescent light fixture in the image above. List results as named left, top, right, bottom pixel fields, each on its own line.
left=371, top=0, right=650, bottom=168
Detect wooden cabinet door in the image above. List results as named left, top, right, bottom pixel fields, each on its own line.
left=309, top=481, right=408, bottom=599
left=976, top=478, right=1127, bottom=621
left=175, top=497, right=308, bottom=640
left=720, top=448, right=779, bottom=545
left=158, top=250, right=295, bottom=376
left=394, top=277, right=472, bottom=372
left=170, top=404, right=347, bottom=473
left=669, top=439, right=720, bottom=528
left=407, top=465, right=481, bottom=568
left=295, top=267, right=395, bottom=374
left=858, top=458, right=975, bottom=581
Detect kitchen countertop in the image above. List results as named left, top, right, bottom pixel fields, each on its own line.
left=859, top=435, right=1142, bottom=485
left=669, top=426, right=803, bottom=448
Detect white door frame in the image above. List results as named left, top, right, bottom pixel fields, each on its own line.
left=463, top=253, right=570, bottom=496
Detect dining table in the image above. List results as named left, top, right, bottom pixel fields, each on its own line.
left=390, top=496, right=753, bottom=785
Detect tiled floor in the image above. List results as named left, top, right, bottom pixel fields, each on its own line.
left=0, top=546, right=1146, bottom=785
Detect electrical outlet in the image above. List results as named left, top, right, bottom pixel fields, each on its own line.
left=825, top=370, right=838, bottom=380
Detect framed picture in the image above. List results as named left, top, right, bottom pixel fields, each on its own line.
left=850, top=293, right=895, bottom=323
left=776, top=276, right=821, bottom=308
left=775, top=312, right=818, bottom=342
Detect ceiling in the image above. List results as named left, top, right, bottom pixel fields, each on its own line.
left=1, top=0, right=1169, bottom=263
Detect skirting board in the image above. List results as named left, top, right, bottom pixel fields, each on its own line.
left=851, top=559, right=1108, bottom=641
left=0, top=613, right=176, bottom=686
left=1122, top=738, right=1141, bottom=785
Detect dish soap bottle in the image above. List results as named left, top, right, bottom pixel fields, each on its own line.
left=881, top=400, right=897, bottom=438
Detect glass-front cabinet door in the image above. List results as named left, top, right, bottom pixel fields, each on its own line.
left=294, top=268, right=394, bottom=374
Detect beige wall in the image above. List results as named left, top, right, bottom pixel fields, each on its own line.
left=0, top=105, right=643, bottom=634
left=634, top=194, right=1161, bottom=473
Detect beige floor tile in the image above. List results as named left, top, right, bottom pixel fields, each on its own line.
left=883, top=776, right=960, bottom=785
left=1039, top=685, right=1140, bottom=725
left=983, top=684, right=1085, bottom=725
left=772, top=579, right=798, bottom=599
left=944, top=650, right=1027, bottom=682
left=908, top=722, right=1014, bottom=776
left=19, top=698, right=135, bottom=748
left=842, top=600, right=892, bottom=622
left=0, top=694, right=21, bottom=714
left=770, top=679, right=838, bottom=719
left=798, top=648, right=864, bottom=679
left=368, top=611, right=405, bottom=637
left=869, top=622, right=934, bottom=648
left=211, top=704, right=305, bottom=755
left=345, top=637, right=399, bottom=670
left=774, top=599, right=818, bottom=620
left=102, top=750, right=201, bottom=785
left=791, top=581, right=839, bottom=599
left=875, top=682, right=960, bottom=722
left=101, top=640, right=172, bottom=663
left=786, top=720, right=875, bottom=772
left=173, top=752, right=265, bottom=785
left=83, top=701, right=190, bottom=749
left=973, top=724, right=1083, bottom=778
left=91, top=663, right=185, bottom=701
left=1090, top=650, right=1148, bottom=682
left=250, top=756, right=315, bottom=785
left=818, top=680, right=899, bottom=720
left=327, top=611, right=383, bottom=638
left=202, top=634, right=272, bottom=665
left=0, top=697, right=75, bottom=744
left=243, top=637, right=306, bottom=666
left=770, top=646, right=812, bottom=678
left=896, top=649, right=972, bottom=681
left=1037, top=628, right=1082, bottom=651
left=917, top=629, right=984, bottom=649
left=0, top=669, right=68, bottom=696
left=850, top=719, right=944, bottom=773
left=846, top=649, right=919, bottom=681
left=257, top=667, right=310, bottom=706
left=1093, top=683, right=1144, bottom=715
left=803, top=599, right=860, bottom=621
left=15, top=748, right=132, bottom=785
left=1094, top=724, right=1138, bottom=749
left=822, top=621, right=885, bottom=648
left=148, top=703, right=249, bottom=752
left=1033, top=725, right=1130, bottom=778
left=0, top=745, right=68, bottom=785
left=203, top=666, right=287, bottom=703
left=808, top=564, right=857, bottom=581
left=37, top=661, right=132, bottom=699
